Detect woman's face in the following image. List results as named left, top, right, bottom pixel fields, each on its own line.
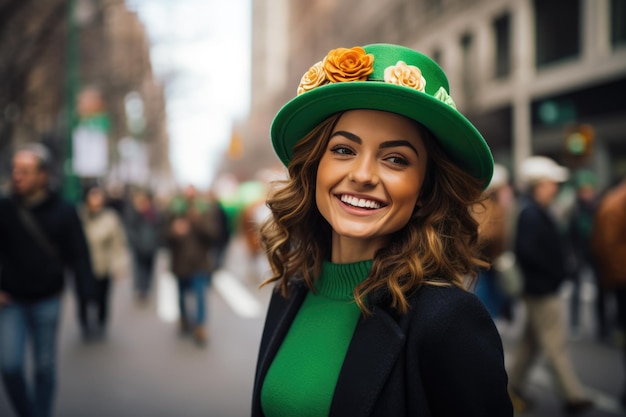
left=86, top=189, right=105, bottom=212
left=315, top=109, right=428, bottom=259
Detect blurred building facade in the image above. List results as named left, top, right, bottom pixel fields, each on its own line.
left=233, top=0, right=626, bottom=190
left=0, top=0, right=173, bottom=196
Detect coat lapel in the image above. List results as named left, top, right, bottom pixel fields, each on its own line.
left=329, top=305, right=405, bottom=417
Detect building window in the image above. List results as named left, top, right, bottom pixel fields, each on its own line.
left=425, top=0, right=442, bottom=13
left=432, top=49, right=442, bottom=65
left=461, top=33, right=475, bottom=102
left=612, top=0, right=626, bottom=47
left=534, top=0, right=581, bottom=67
left=493, top=13, right=511, bottom=78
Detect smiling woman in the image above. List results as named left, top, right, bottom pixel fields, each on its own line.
left=251, top=43, right=512, bottom=417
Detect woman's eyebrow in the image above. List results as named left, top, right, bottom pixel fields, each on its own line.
left=380, top=140, right=420, bottom=157
left=330, top=130, right=361, bottom=144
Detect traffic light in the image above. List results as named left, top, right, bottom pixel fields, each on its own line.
left=564, top=123, right=594, bottom=157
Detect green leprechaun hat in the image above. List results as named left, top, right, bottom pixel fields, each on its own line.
left=270, top=43, right=494, bottom=187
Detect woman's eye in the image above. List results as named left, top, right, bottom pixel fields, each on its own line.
left=386, top=155, right=409, bottom=166
left=330, top=145, right=354, bottom=156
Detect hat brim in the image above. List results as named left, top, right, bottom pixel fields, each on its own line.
left=271, top=81, right=493, bottom=185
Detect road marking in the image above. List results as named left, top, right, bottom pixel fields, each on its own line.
left=584, top=386, right=624, bottom=414
left=156, top=271, right=179, bottom=323
left=529, top=364, right=623, bottom=414
left=156, top=269, right=263, bottom=321
left=213, top=269, right=263, bottom=318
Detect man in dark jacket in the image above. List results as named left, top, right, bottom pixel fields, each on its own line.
left=507, top=156, right=592, bottom=415
left=0, top=143, right=95, bottom=417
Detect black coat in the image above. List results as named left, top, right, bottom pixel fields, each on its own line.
left=252, top=280, right=512, bottom=417
left=0, top=192, right=95, bottom=300
left=514, top=196, right=567, bottom=296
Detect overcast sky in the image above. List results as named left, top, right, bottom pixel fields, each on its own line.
left=128, top=0, right=251, bottom=189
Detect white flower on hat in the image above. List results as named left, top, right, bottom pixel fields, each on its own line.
left=297, top=61, right=327, bottom=95
left=384, top=61, right=426, bottom=92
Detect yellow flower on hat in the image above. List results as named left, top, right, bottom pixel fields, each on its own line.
left=297, top=61, right=328, bottom=95
left=323, top=47, right=374, bottom=83
left=384, top=61, right=426, bottom=92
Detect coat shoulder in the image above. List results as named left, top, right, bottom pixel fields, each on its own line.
left=401, top=284, right=495, bottom=343
left=409, top=284, right=486, bottom=318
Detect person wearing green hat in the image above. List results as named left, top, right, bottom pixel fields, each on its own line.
left=251, top=44, right=512, bottom=416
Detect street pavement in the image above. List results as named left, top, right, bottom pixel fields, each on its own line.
left=499, top=276, right=625, bottom=417
left=1, top=236, right=624, bottom=417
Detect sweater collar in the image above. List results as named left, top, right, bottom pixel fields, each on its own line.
left=315, top=260, right=373, bottom=300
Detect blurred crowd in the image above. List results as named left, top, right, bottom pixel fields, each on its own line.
left=1, top=142, right=625, bottom=417
left=471, top=156, right=626, bottom=413
left=0, top=144, right=273, bottom=417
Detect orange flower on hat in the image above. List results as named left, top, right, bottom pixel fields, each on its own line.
left=297, top=61, right=328, bottom=95
left=384, top=61, right=426, bottom=92
left=323, top=47, right=374, bottom=83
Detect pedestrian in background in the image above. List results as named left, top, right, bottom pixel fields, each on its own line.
left=79, top=185, right=131, bottom=341
left=203, top=188, right=231, bottom=273
left=566, top=170, right=602, bottom=339
left=591, top=177, right=626, bottom=408
left=165, top=184, right=225, bottom=346
left=252, top=43, right=512, bottom=416
left=472, top=163, right=518, bottom=322
left=125, top=188, right=162, bottom=302
left=240, top=192, right=271, bottom=282
left=104, top=181, right=128, bottom=217
left=507, top=156, right=593, bottom=414
left=0, top=143, right=95, bottom=417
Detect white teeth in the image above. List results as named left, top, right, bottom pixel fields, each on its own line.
left=340, top=195, right=381, bottom=209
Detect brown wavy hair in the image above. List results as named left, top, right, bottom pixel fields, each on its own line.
left=259, top=112, right=488, bottom=315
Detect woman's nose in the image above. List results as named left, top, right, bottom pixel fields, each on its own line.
left=348, top=158, right=379, bottom=186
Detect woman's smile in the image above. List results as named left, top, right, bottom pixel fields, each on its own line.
left=338, top=194, right=386, bottom=210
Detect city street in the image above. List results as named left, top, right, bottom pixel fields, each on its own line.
left=0, top=237, right=624, bottom=417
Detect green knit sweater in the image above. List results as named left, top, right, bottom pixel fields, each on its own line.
left=260, top=260, right=373, bottom=417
